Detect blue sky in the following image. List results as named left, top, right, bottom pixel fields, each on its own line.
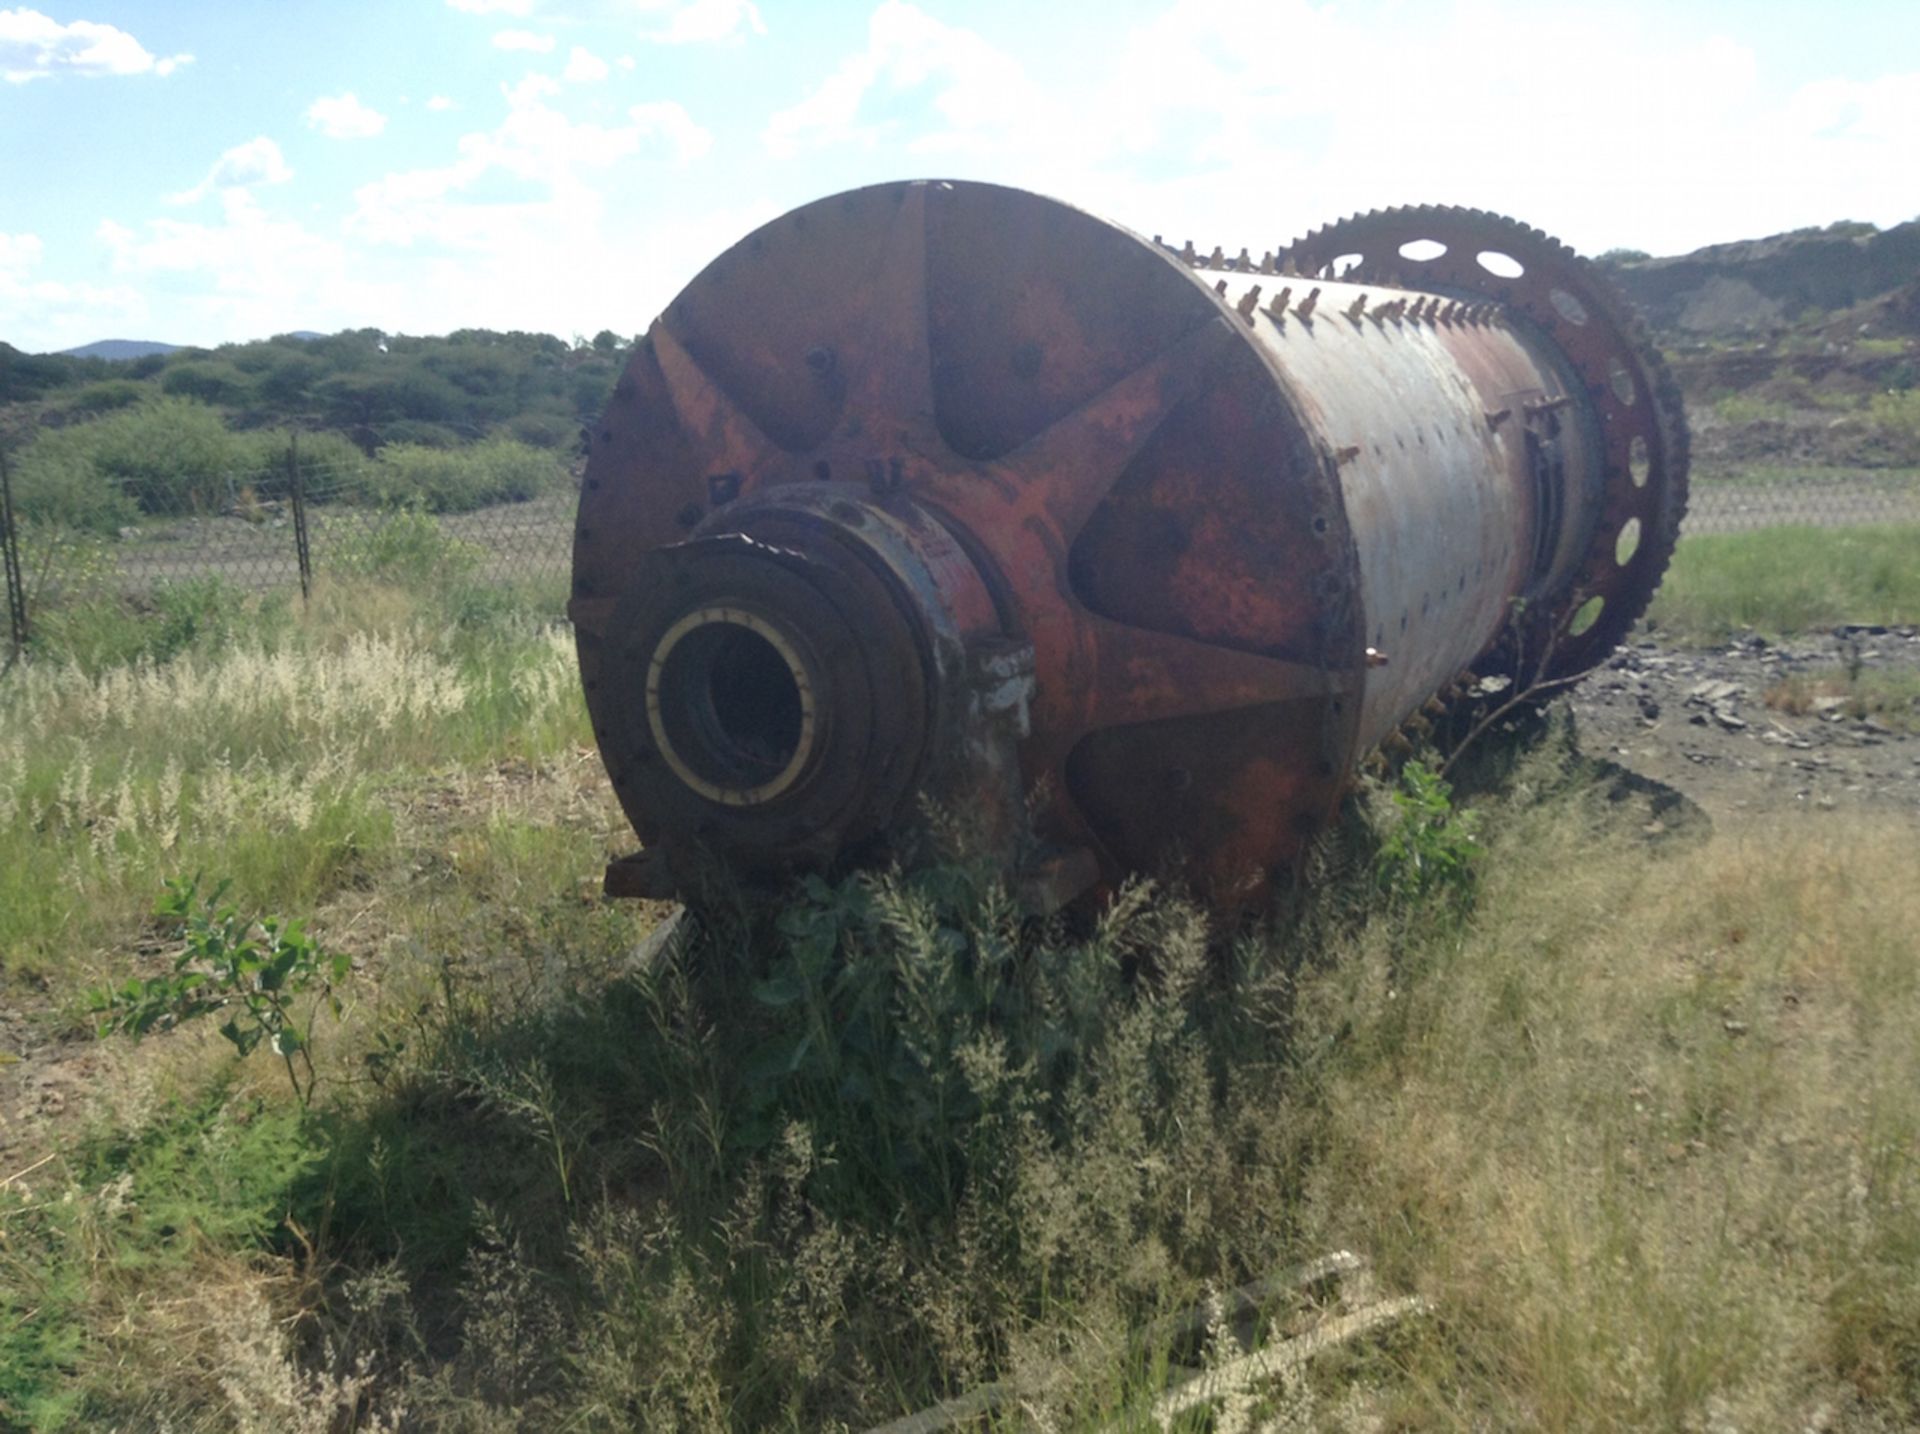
left=3, top=0, right=1917, bottom=352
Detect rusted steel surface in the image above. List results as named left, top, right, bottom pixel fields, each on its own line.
left=571, top=181, right=1688, bottom=910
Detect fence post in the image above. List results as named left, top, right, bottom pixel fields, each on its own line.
left=288, top=434, right=312, bottom=603
left=1, top=441, right=28, bottom=667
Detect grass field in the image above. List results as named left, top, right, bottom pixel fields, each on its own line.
left=1648, top=523, right=1920, bottom=640
left=2, top=532, right=1918, bottom=1429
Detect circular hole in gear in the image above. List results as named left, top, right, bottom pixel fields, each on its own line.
left=655, top=622, right=805, bottom=793
left=1568, top=595, right=1605, bottom=637
left=1615, top=517, right=1642, bottom=566
left=1328, top=252, right=1365, bottom=278
left=1549, top=288, right=1589, bottom=325
left=1629, top=434, right=1650, bottom=487
left=1609, top=357, right=1636, bottom=405
left=1398, top=238, right=1447, bottom=262
left=1477, top=250, right=1525, bottom=279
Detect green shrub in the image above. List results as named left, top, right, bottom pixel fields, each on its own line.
left=1868, top=390, right=1920, bottom=447
left=7, top=427, right=137, bottom=532
left=159, top=360, right=251, bottom=407
left=149, top=576, right=249, bottom=660
left=233, top=428, right=370, bottom=502
left=62, top=379, right=147, bottom=415
left=1373, top=759, right=1481, bottom=909
left=371, top=419, right=463, bottom=450
left=11, top=397, right=246, bottom=522
left=507, top=409, right=581, bottom=450
left=360, top=439, right=567, bottom=512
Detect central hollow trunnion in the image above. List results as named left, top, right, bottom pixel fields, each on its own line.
left=571, top=181, right=1687, bottom=911
left=646, top=608, right=813, bottom=805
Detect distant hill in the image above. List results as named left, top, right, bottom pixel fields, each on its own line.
left=1607, top=219, right=1920, bottom=338
left=1599, top=218, right=1920, bottom=479
left=57, top=339, right=182, bottom=361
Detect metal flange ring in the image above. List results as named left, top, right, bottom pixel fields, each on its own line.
left=644, top=605, right=819, bottom=807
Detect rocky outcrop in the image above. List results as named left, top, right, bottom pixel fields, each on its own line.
left=1609, top=220, right=1920, bottom=334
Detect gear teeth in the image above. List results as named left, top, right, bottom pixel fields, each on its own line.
left=1271, top=201, right=1689, bottom=676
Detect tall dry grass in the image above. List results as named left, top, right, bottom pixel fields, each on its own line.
left=1289, top=759, right=1920, bottom=1429
left=7, top=591, right=1920, bottom=1431
left=0, top=580, right=590, bottom=984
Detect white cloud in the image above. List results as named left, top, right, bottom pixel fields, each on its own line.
left=492, top=28, right=554, bottom=52
left=167, top=137, right=294, bottom=206
left=1786, top=71, right=1920, bottom=145
left=757, top=0, right=1920, bottom=261
left=19, top=0, right=1918, bottom=357
left=562, top=44, right=608, bottom=83
left=0, top=229, right=148, bottom=350
left=305, top=91, right=388, bottom=140
left=763, top=1, right=1035, bottom=159
left=629, top=100, right=710, bottom=164
left=328, top=74, right=755, bottom=342
left=94, top=189, right=396, bottom=346
left=634, top=0, right=764, bottom=46
left=348, top=75, right=705, bottom=252
left=0, top=230, right=42, bottom=279
left=103, top=192, right=321, bottom=281
left=0, top=6, right=191, bottom=83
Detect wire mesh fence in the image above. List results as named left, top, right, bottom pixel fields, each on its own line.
left=1683, top=468, right=1920, bottom=535
left=3, top=422, right=1918, bottom=665
left=2, top=430, right=575, bottom=662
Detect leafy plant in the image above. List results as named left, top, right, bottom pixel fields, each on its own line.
left=688, top=861, right=1222, bottom=1224
left=342, top=506, right=483, bottom=584
left=88, top=876, right=352, bottom=1106
left=1374, top=759, right=1481, bottom=907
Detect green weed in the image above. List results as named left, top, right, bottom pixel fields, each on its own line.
left=1710, top=393, right=1794, bottom=426
left=0, top=592, right=588, bottom=986
left=25, top=577, right=264, bottom=674
left=89, top=877, right=355, bottom=1107
left=1372, top=759, right=1481, bottom=909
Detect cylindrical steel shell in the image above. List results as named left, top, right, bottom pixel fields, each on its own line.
left=572, top=180, right=1686, bottom=907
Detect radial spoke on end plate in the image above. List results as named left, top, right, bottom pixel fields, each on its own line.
left=841, top=182, right=936, bottom=434
left=1057, top=615, right=1346, bottom=735
left=999, top=315, right=1238, bottom=540
left=651, top=324, right=788, bottom=478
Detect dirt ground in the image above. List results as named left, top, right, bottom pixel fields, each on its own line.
left=1565, top=625, right=1920, bottom=826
